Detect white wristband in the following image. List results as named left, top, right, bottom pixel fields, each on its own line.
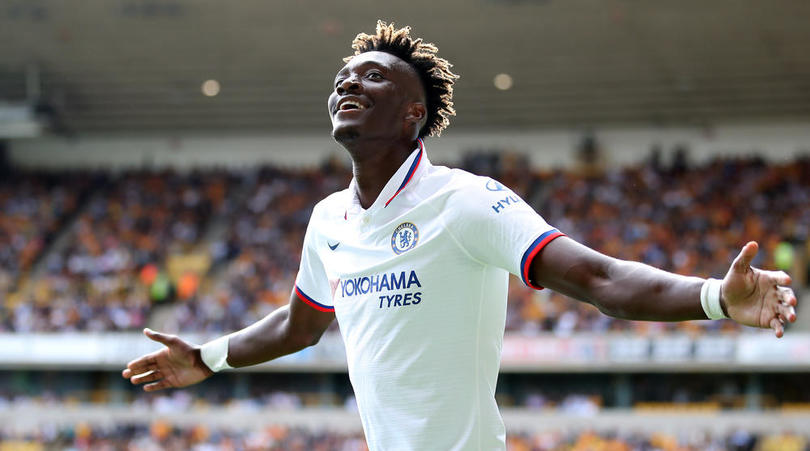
left=700, top=278, right=728, bottom=320
left=200, top=335, right=234, bottom=372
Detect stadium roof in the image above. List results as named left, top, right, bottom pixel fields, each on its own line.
left=1, top=0, right=809, bottom=134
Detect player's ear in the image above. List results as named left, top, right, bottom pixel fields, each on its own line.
left=405, top=102, right=427, bottom=128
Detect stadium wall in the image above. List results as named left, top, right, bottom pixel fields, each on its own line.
left=7, top=121, right=810, bottom=170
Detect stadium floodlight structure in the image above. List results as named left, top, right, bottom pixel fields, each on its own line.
left=0, top=65, right=52, bottom=138
left=0, top=102, right=43, bottom=138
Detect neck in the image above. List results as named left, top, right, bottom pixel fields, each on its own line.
left=344, top=137, right=417, bottom=209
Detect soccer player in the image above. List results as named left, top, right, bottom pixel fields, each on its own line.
left=122, top=21, right=799, bottom=450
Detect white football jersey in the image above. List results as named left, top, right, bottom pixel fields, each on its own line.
left=295, top=140, right=562, bottom=450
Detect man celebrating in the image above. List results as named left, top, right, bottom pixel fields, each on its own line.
left=123, top=22, right=798, bottom=450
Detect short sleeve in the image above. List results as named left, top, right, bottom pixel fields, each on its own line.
left=448, top=176, right=564, bottom=289
left=293, top=211, right=335, bottom=312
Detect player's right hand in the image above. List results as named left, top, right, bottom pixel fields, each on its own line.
left=122, top=328, right=214, bottom=392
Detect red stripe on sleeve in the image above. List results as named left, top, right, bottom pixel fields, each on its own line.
left=521, top=232, right=565, bottom=290
left=294, top=286, right=335, bottom=312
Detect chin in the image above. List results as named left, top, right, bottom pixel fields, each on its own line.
left=331, top=123, right=361, bottom=144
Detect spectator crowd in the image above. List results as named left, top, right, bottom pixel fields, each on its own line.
left=2, top=170, right=233, bottom=332
left=2, top=151, right=809, bottom=335
left=0, top=422, right=806, bottom=451
left=0, top=172, right=92, bottom=320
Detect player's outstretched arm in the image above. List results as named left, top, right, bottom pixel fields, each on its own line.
left=123, top=292, right=335, bottom=391
left=225, top=292, right=335, bottom=367
left=530, top=237, right=798, bottom=337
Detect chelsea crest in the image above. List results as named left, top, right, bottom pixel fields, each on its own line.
left=391, top=222, right=419, bottom=255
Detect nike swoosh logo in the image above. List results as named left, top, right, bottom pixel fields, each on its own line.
left=328, top=241, right=340, bottom=251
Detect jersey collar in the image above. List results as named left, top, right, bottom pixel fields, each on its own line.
left=347, top=138, right=429, bottom=214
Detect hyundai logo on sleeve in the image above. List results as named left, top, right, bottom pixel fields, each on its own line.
left=485, top=179, right=507, bottom=192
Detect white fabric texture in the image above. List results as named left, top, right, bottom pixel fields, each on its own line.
left=294, top=143, right=560, bottom=450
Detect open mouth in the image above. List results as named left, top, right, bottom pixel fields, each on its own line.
left=336, top=99, right=367, bottom=114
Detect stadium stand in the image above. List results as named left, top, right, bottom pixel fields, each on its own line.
left=0, top=424, right=806, bottom=450
left=3, top=151, right=808, bottom=335
left=0, top=172, right=94, bottom=317
left=1, top=145, right=809, bottom=450
left=3, top=2, right=810, bottom=448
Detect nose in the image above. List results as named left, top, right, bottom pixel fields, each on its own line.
left=336, top=76, right=360, bottom=95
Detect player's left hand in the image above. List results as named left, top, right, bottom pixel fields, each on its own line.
left=722, top=241, right=798, bottom=337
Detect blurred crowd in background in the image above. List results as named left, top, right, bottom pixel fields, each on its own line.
left=0, top=422, right=806, bottom=451
left=1, top=148, right=808, bottom=335
left=3, top=370, right=806, bottom=413
left=2, top=148, right=809, bottom=450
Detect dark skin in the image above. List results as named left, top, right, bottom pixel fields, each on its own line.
left=329, top=51, right=428, bottom=208
left=123, top=50, right=798, bottom=392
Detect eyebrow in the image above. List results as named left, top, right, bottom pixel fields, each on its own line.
left=335, top=60, right=391, bottom=80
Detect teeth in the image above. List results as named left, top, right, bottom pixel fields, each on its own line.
left=340, top=101, right=364, bottom=111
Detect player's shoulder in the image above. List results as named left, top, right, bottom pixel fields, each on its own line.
left=420, top=164, right=495, bottom=196
left=413, top=165, right=522, bottom=223
left=421, top=164, right=511, bottom=203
